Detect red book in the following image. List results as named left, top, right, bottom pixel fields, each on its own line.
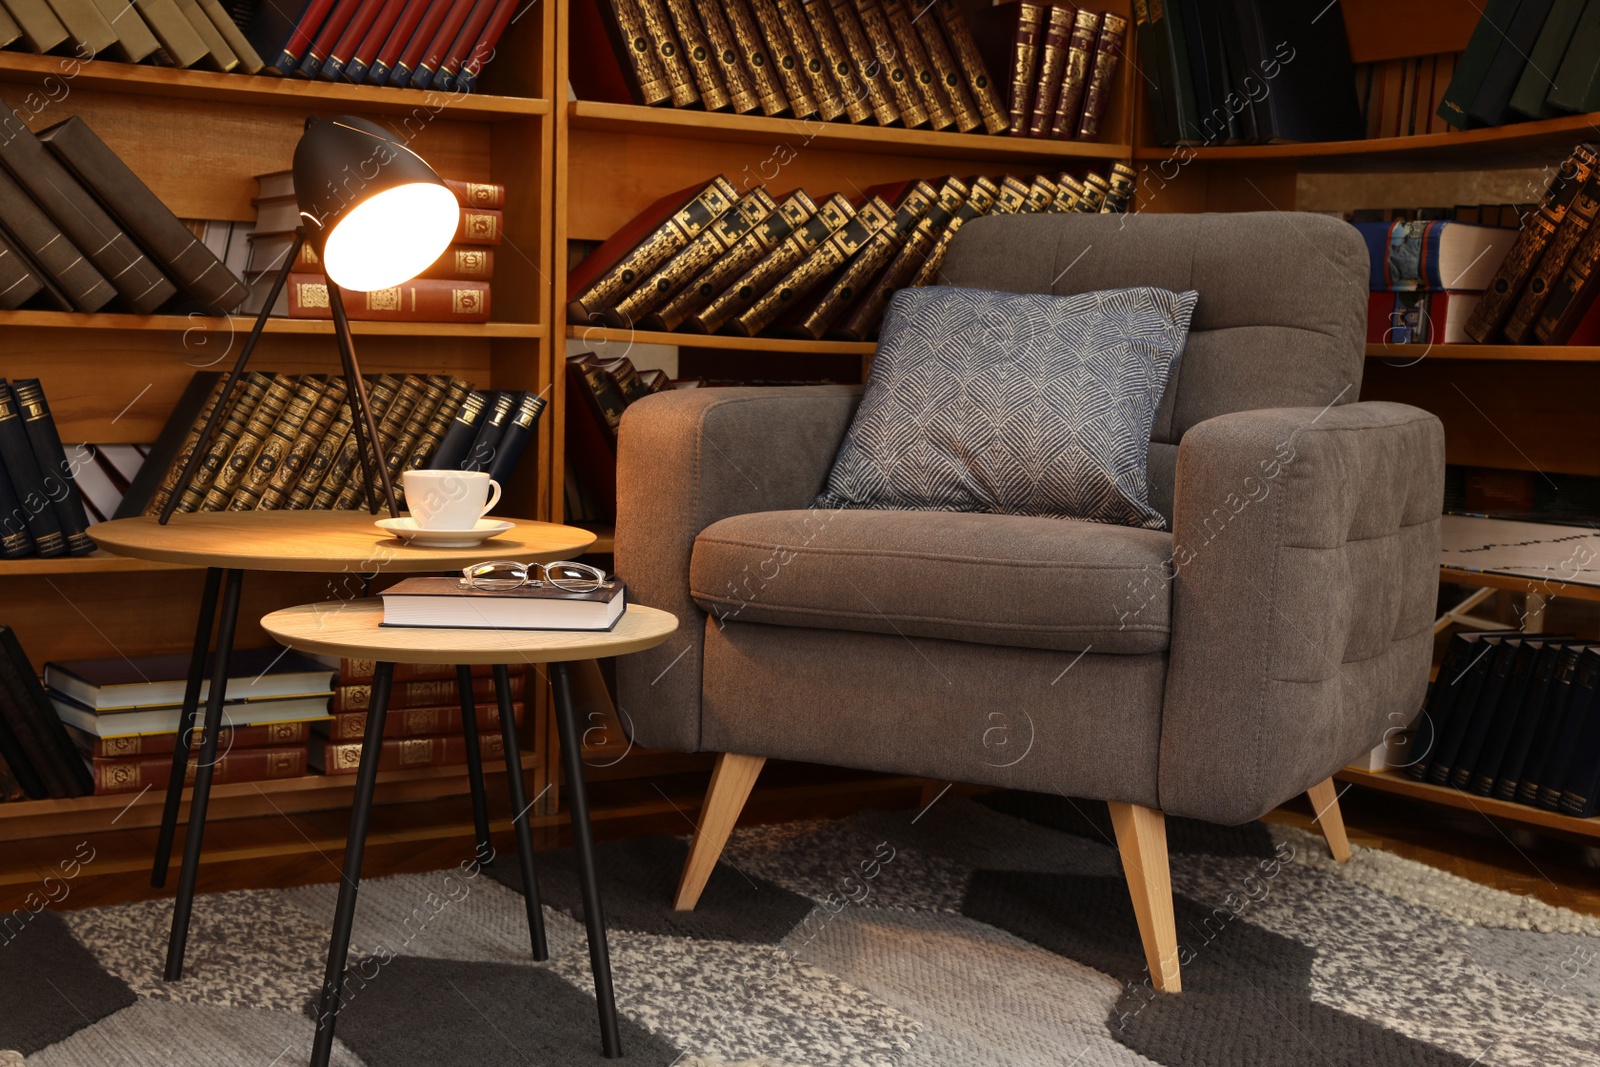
left=284, top=275, right=491, bottom=322
left=444, top=179, right=505, bottom=209
left=331, top=672, right=522, bottom=712
left=317, top=701, right=524, bottom=741
left=311, top=732, right=505, bottom=774
left=367, top=0, right=434, bottom=83
left=320, top=0, right=386, bottom=78
left=455, top=0, right=517, bottom=91
left=68, top=721, right=312, bottom=759
left=93, top=745, right=307, bottom=794
left=297, top=0, right=364, bottom=75
left=278, top=0, right=340, bottom=72
left=410, top=0, right=478, bottom=87
left=1366, top=290, right=1483, bottom=346
left=344, top=0, right=407, bottom=81
left=392, top=0, right=460, bottom=84
left=434, top=0, right=498, bottom=89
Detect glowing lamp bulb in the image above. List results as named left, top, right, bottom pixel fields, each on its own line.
left=319, top=182, right=459, bottom=292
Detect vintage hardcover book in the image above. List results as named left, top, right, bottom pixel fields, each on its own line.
left=1053, top=173, right=1086, bottom=211
left=3, top=0, right=68, bottom=50
left=243, top=0, right=323, bottom=73
left=599, top=357, right=651, bottom=404
left=733, top=196, right=893, bottom=336
left=1502, top=168, right=1600, bottom=344
left=255, top=235, right=495, bottom=281
left=1028, top=2, right=1073, bottom=137
left=1470, top=638, right=1553, bottom=795
left=1535, top=216, right=1600, bottom=343
left=744, top=0, right=816, bottom=116
left=176, top=372, right=269, bottom=513
left=1558, top=649, right=1600, bottom=816
left=461, top=389, right=517, bottom=473
left=484, top=392, right=548, bottom=486
left=0, top=106, right=174, bottom=313
left=1539, top=646, right=1600, bottom=809
left=40, top=0, right=117, bottom=55
left=343, top=0, right=411, bottom=81
left=1448, top=637, right=1523, bottom=790
left=1510, top=0, right=1582, bottom=120
left=333, top=672, right=523, bottom=712
left=0, top=636, right=69, bottom=797
left=804, top=0, right=870, bottom=122
left=132, top=373, right=226, bottom=518
left=332, top=375, right=421, bottom=507
left=390, top=0, right=459, bottom=84
left=423, top=387, right=486, bottom=472
left=883, top=0, right=954, bottom=130
left=133, top=0, right=207, bottom=65
left=0, top=384, right=66, bottom=557
left=1048, top=7, right=1099, bottom=137
left=1467, top=0, right=1553, bottom=127
left=635, top=0, right=700, bottom=105
left=86, top=0, right=159, bottom=60
left=567, top=176, right=738, bottom=322
left=257, top=378, right=346, bottom=510
left=828, top=0, right=898, bottom=124
left=911, top=1, right=982, bottom=132
left=0, top=165, right=114, bottom=313
left=854, top=0, right=926, bottom=127
left=298, top=0, right=361, bottom=74
left=1025, top=174, right=1060, bottom=212
left=0, top=428, right=35, bottom=558
left=430, top=0, right=502, bottom=89
left=1490, top=641, right=1569, bottom=799
left=196, top=0, right=262, bottom=71
left=70, top=721, right=310, bottom=760
left=39, top=118, right=247, bottom=316
left=173, top=0, right=238, bottom=69
left=835, top=176, right=967, bottom=339
left=95, top=745, right=307, bottom=793
left=1466, top=144, right=1597, bottom=342
left=568, top=357, right=628, bottom=441
left=402, top=378, right=470, bottom=474
left=311, top=731, right=505, bottom=774
left=911, top=176, right=999, bottom=286
left=0, top=624, right=93, bottom=796
left=607, top=189, right=776, bottom=327
left=693, top=0, right=761, bottom=113
left=9, top=380, right=94, bottom=555
left=311, top=375, right=402, bottom=509
left=0, top=229, right=42, bottom=311
left=773, top=0, right=843, bottom=119
left=662, top=0, right=733, bottom=110
left=1077, top=171, right=1109, bottom=212
left=1546, top=0, right=1600, bottom=113
left=1103, top=162, right=1137, bottom=212
left=934, top=0, right=1007, bottom=133
left=318, top=701, right=523, bottom=742
left=202, top=374, right=297, bottom=511
left=974, top=0, right=1041, bottom=133
left=993, top=175, right=1031, bottom=214
left=280, top=275, right=490, bottom=322
left=326, top=658, right=496, bottom=683
left=687, top=193, right=855, bottom=333
left=227, top=377, right=325, bottom=510
left=1425, top=635, right=1508, bottom=787
left=382, top=375, right=450, bottom=486
left=284, top=397, right=357, bottom=510
left=451, top=0, right=518, bottom=89
left=321, top=0, right=386, bottom=78
left=365, top=0, right=431, bottom=83
left=647, top=190, right=816, bottom=330
left=1517, top=643, right=1588, bottom=803
left=723, top=0, right=789, bottom=115
left=791, top=178, right=935, bottom=339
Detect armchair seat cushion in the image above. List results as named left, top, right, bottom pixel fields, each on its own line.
left=690, top=508, right=1174, bottom=655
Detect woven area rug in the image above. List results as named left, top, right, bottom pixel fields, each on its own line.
left=6, top=793, right=1600, bottom=1067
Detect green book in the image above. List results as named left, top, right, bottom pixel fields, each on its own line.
left=1511, top=0, right=1585, bottom=118
left=1437, top=0, right=1521, bottom=128
left=1548, top=0, right=1600, bottom=112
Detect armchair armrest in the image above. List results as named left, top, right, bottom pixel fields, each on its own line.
left=613, top=385, right=864, bottom=751
left=1158, top=401, right=1444, bottom=824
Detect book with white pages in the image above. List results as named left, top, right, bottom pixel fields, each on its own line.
left=380, top=576, right=628, bottom=631
left=51, top=693, right=332, bottom=738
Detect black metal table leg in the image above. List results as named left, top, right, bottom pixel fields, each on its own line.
left=457, top=665, right=493, bottom=864
left=494, top=664, right=548, bottom=961
left=550, top=661, right=622, bottom=1058
left=152, top=566, right=223, bottom=889
left=164, top=567, right=243, bottom=981
left=309, top=661, right=393, bottom=1067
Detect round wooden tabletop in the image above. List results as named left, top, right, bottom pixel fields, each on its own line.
left=260, top=599, right=678, bottom=664
left=89, top=512, right=596, bottom=573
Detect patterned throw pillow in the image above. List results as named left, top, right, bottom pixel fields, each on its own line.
left=814, top=285, right=1198, bottom=530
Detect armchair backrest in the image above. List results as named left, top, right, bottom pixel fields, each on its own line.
left=939, top=211, right=1368, bottom=520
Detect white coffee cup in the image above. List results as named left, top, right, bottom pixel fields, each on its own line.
left=402, top=470, right=502, bottom=529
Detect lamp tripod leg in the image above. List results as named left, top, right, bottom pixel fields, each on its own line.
left=327, top=282, right=399, bottom=518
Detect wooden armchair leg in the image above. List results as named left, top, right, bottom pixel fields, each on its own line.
left=1108, top=802, right=1181, bottom=993
left=673, top=753, right=766, bottom=911
left=1306, top=777, right=1352, bottom=863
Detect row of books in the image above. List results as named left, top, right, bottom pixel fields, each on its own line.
left=246, top=0, right=518, bottom=90
left=0, top=0, right=263, bottom=74
left=240, top=170, right=503, bottom=323
left=1409, top=630, right=1600, bottom=819
left=0, top=379, right=98, bottom=560
left=0, top=108, right=247, bottom=316
left=565, top=164, right=1137, bottom=342
left=565, top=352, right=685, bottom=524
left=1357, top=53, right=1457, bottom=140
left=1437, top=0, right=1600, bottom=130
left=578, top=0, right=1126, bottom=142
left=1357, top=219, right=1516, bottom=347
left=1446, top=466, right=1600, bottom=525
left=1133, top=0, right=1364, bottom=146
left=0, top=624, right=94, bottom=799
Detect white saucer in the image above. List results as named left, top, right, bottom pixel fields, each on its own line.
left=376, top=517, right=515, bottom=548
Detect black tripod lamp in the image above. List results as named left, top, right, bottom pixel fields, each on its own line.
left=158, top=115, right=459, bottom=524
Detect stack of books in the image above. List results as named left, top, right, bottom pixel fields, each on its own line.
left=1355, top=53, right=1457, bottom=140
left=565, top=166, right=1137, bottom=342
left=39, top=648, right=335, bottom=795
left=576, top=0, right=1127, bottom=142
left=306, top=658, right=524, bottom=774
left=1357, top=218, right=1517, bottom=346
left=0, top=379, right=99, bottom=560
left=1409, top=631, right=1600, bottom=819
left=241, top=171, right=501, bottom=324
left=0, top=0, right=264, bottom=73
left=0, top=625, right=94, bottom=800
left=1437, top=0, right=1600, bottom=131
left=0, top=109, right=247, bottom=316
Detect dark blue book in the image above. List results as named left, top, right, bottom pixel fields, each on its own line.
left=1426, top=633, right=1512, bottom=785
left=1410, top=630, right=1517, bottom=780
left=1534, top=644, right=1598, bottom=807
left=10, top=380, right=95, bottom=556
left=1519, top=643, right=1591, bottom=804
left=485, top=392, right=549, bottom=487
left=427, top=390, right=490, bottom=472
left=245, top=0, right=324, bottom=75
left=461, top=391, right=516, bottom=474
left=1469, top=637, right=1570, bottom=794
left=1558, top=648, right=1600, bottom=816
left=1450, top=638, right=1523, bottom=789
left=0, top=380, right=67, bottom=558
left=1490, top=641, right=1572, bottom=800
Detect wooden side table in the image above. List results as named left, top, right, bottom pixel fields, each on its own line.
left=262, top=599, right=678, bottom=1065
left=89, top=512, right=595, bottom=982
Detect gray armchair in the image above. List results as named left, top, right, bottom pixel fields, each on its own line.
left=612, top=212, right=1444, bottom=992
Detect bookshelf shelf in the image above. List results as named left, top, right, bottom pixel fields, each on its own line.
left=0, top=52, right=551, bottom=119
left=566, top=324, right=875, bottom=355
left=0, top=310, right=545, bottom=339
left=1365, top=344, right=1600, bottom=363
left=0, top=553, right=191, bottom=577
left=1336, top=767, right=1600, bottom=841
left=1440, top=566, right=1600, bottom=606
left=569, top=100, right=1134, bottom=164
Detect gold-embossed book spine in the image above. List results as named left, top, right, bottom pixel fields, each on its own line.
left=177, top=372, right=270, bottom=513
left=227, top=376, right=325, bottom=510
left=776, top=0, right=845, bottom=119
left=608, top=190, right=777, bottom=327
left=912, top=177, right=998, bottom=286
left=335, top=374, right=423, bottom=509
left=1028, top=2, right=1073, bottom=137
left=693, top=0, right=761, bottom=112
left=935, top=0, right=1009, bottom=133
left=649, top=191, right=817, bottom=330
left=147, top=374, right=233, bottom=516
left=403, top=379, right=472, bottom=478
left=855, top=0, right=927, bottom=127
left=259, top=378, right=347, bottom=510
left=734, top=197, right=894, bottom=336
left=689, top=194, right=855, bottom=333
left=724, top=0, right=791, bottom=115
left=912, top=3, right=982, bottom=132
left=1504, top=171, right=1600, bottom=344
left=606, top=0, right=673, bottom=105
left=664, top=0, right=733, bottom=110
left=636, top=0, right=701, bottom=106
left=1049, top=8, right=1100, bottom=138
left=806, top=0, right=872, bottom=122
left=1076, top=11, right=1127, bottom=140
left=284, top=396, right=356, bottom=510
left=829, top=0, right=898, bottom=124
left=1007, top=1, right=1045, bottom=133
left=748, top=0, right=820, bottom=116
left=574, top=177, right=739, bottom=315
left=882, top=0, right=954, bottom=129
left=313, top=375, right=400, bottom=510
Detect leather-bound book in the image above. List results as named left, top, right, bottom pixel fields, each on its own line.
left=282, top=276, right=491, bottom=323
left=335, top=375, right=425, bottom=508
left=1027, top=3, right=1073, bottom=138
left=693, top=0, right=761, bottom=113
left=993, top=175, right=1031, bottom=214
left=1471, top=638, right=1552, bottom=796
left=1075, top=10, right=1126, bottom=139
left=567, top=356, right=628, bottom=443
left=227, top=377, right=326, bottom=510
left=0, top=228, right=42, bottom=310
left=662, top=0, right=733, bottom=109
left=334, top=671, right=525, bottom=713
left=566, top=176, right=738, bottom=323
left=320, top=701, right=522, bottom=742
left=285, top=397, right=357, bottom=510
left=9, top=380, right=94, bottom=555
left=174, top=0, right=238, bottom=69
left=733, top=196, right=893, bottom=336
left=934, top=0, right=1008, bottom=133
left=835, top=177, right=967, bottom=339
left=4, top=0, right=67, bottom=50
left=607, top=189, right=776, bottom=328
left=1103, top=162, right=1136, bottom=212
left=723, top=0, right=790, bottom=115
left=89, top=0, right=159, bottom=60
left=1517, top=643, right=1587, bottom=803
left=1503, top=167, right=1600, bottom=344
left=405, top=378, right=470, bottom=474
left=384, top=375, right=451, bottom=487
left=0, top=624, right=91, bottom=796
left=135, top=373, right=227, bottom=517
left=688, top=193, right=855, bottom=333
left=450, top=0, right=518, bottom=89
left=0, top=162, right=113, bottom=313
left=0, top=105, right=174, bottom=313
left=1048, top=8, right=1098, bottom=138
left=774, top=0, right=844, bottom=120
left=0, top=383, right=66, bottom=557
left=320, top=0, right=388, bottom=78
left=196, top=0, right=262, bottom=71
left=485, top=392, right=549, bottom=487
left=95, top=745, right=307, bottom=793
left=910, top=176, right=998, bottom=287
left=312, top=375, right=402, bottom=509
left=882, top=0, right=955, bottom=130
left=647, top=190, right=816, bottom=331
left=970, top=0, right=1042, bottom=133
left=806, top=0, right=872, bottom=123
left=828, top=0, right=898, bottom=125
left=344, top=0, right=412, bottom=81
left=426, top=388, right=487, bottom=471
left=1538, top=647, right=1600, bottom=810
left=365, top=0, right=432, bottom=83
left=389, top=0, right=456, bottom=84
left=1053, top=173, right=1085, bottom=211
left=244, top=0, right=322, bottom=73
left=257, top=237, right=495, bottom=281
left=792, top=178, right=935, bottom=339
left=854, top=0, right=927, bottom=127
left=1025, top=174, right=1060, bottom=212
left=313, top=732, right=504, bottom=774
left=461, top=389, right=518, bottom=473
left=600, top=357, right=651, bottom=404
left=910, top=3, right=981, bottom=132
left=258, top=379, right=347, bottom=510
left=565, top=359, right=621, bottom=520
left=745, top=0, right=818, bottom=116
left=1467, top=145, right=1597, bottom=343
left=298, top=0, right=361, bottom=74
left=0, top=430, right=35, bottom=558
left=1077, top=171, right=1110, bottom=212
left=1535, top=218, right=1600, bottom=344
left=39, top=117, right=247, bottom=315
left=202, top=375, right=298, bottom=511
left=75, top=722, right=310, bottom=760
left=428, top=0, right=501, bottom=89
left=1559, top=650, right=1600, bottom=817
left=42, top=0, right=117, bottom=56
left=635, top=0, right=701, bottom=105
left=0, top=694, right=44, bottom=795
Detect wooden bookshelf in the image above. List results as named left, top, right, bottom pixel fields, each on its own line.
left=1366, top=344, right=1600, bottom=363
left=1336, top=768, right=1600, bottom=842
left=566, top=324, right=875, bottom=356
left=0, top=310, right=544, bottom=337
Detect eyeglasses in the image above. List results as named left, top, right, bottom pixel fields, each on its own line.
left=459, top=559, right=610, bottom=593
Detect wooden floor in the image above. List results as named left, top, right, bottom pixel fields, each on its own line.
left=6, top=771, right=1599, bottom=917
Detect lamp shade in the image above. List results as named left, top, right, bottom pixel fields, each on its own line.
left=292, top=115, right=459, bottom=292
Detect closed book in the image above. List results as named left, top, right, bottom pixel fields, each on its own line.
left=1077, top=10, right=1126, bottom=139
left=770, top=0, right=841, bottom=119
left=634, top=0, right=700, bottom=105
left=1558, top=649, right=1600, bottom=815
left=450, top=0, right=514, bottom=88
left=458, top=388, right=516, bottom=473
left=0, top=0, right=15, bottom=39
left=39, top=118, right=247, bottom=316
left=9, top=381, right=93, bottom=555
left=1471, top=637, right=1563, bottom=793
left=381, top=375, right=450, bottom=487
left=174, top=0, right=239, bottom=69
left=46, top=647, right=334, bottom=712
left=277, top=275, right=490, bottom=322
left=1028, top=174, right=1063, bottom=212
left=311, top=375, right=401, bottom=509
left=319, top=0, right=383, bottom=78
left=67, top=722, right=315, bottom=758
left=1356, top=220, right=1519, bottom=291
left=1427, top=635, right=1505, bottom=786
left=228, top=377, right=327, bottom=510
left=1049, top=7, right=1099, bottom=138
left=427, top=389, right=489, bottom=471
left=1450, top=638, right=1525, bottom=789
left=806, top=0, right=871, bottom=122
left=646, top=190, right=814, bottom=330
left=176, top=372, right=271, bottom=513
left=933, top=0, right=1006, bottom=133
left=298, top=0, right=361, bottom=74
left=1131, top=0, right=1173, bottom=144
left=0, top=425, right=35, bottom=558
left=367, top=0, right=433, bottom=83
left=1511, top=0, right=1584, bottom=119
left=434, top=0, right=502, bottom=88
left=1428, top=54, right=1455, bottom=133
left=381, top=575, right=627, bottom=631
left=836, top=176, right=967, bottom=340
left=1503, top=169, right=1600, bottom=342
left=2, top=0, right=68, bottom=50
left=568, top=355, right=628, bottom=442
left=232, top=377, right=338, bottom=508
left=732, top=195, right=893, bottom=336
left=991, top=175, right=1031, bottom=214
left=400, top=379, right=468, bottom=476
left=791, top=178, right=935, bottom=339
left=1236, top=0, right=1362, bottom=142
left=1548, top=0, right=1600, bottom=112
left=1406, top=629, right=1508, bottom=781
left=344, top=0, right=413, bottom=81
left=1540, top=646, right=1600, bottom=808
left=40, top=0, right=117, bottom=55
left=828, top=0, right=897, bottom=124
left=409, top=0, right=478, bottom=87
left=0, top=624, right=93, bottom=796
left=854, top=0, right=926, bottom=126
left=912, top=2, right=981, bottom=133
left=333, top=672, right=524, bottom=712
left=83, top=0, right=162, bottom=64
left=133, top=0, right=209, bottom=66
left=564, top=357, right=621, bottom=519
left=725, top=0, right=789, bottom=115
left=688, top=192, right=855, bottom=333
left=314, top=657, right=496, bottom=683
left=1533, top=193, right=1600, bottom=343
left=125, top=372, right=225, bottom=518
left=202, top=374, right=297, bottom=510
left=663, top=0, right=733, bottom=110
left=1518, top=643, right=1589, bottom=803
left=311, top=730, right=504, bottom=774
left=0, top=384, right=67, bottom=558
left=566, top=176, right=738, bottom=323
left=1366, top=290, right=1483, bottom=346
left=0, top=228, right=42, bottom=310
left=1466, top=144, right=1597, bottom=342
left=317, top=700, right=523, bottom=741
left=1492, top=640, right=1570, bottom=799
left=252, top=234, right=495, bottom=281
left=338, top=374, right=422, bottom=506
left=244, top=0, right=325, bottom=73
left=883, top=0, right=953, bottom=129
left=911, top=175, right=999, bottom=286
left=1438, top=0, right=1520, bottom=126
left=0, top=701, right=46, bottom=798
left=599, top=357, right=650, bottom=404
left=284, top=395, right=356, bottom=510
left=969, top=0, right=1041, bottom=133
left=94, top=745, right=306, bottom=794
left=0, top=165, right=114, bottom=313
left=571, top=0, right=671, bottom=103
left=196, top=0, right=263, bottom=71
left=389, top=0, right=454, bottom=84
left=0, top=106, right=174, bottom=313
left=485, top=392, right=549, bottom=486
left=1027, top=2, right=1073, bottom=137
left=1468, top=0, right=1556, bottom=126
